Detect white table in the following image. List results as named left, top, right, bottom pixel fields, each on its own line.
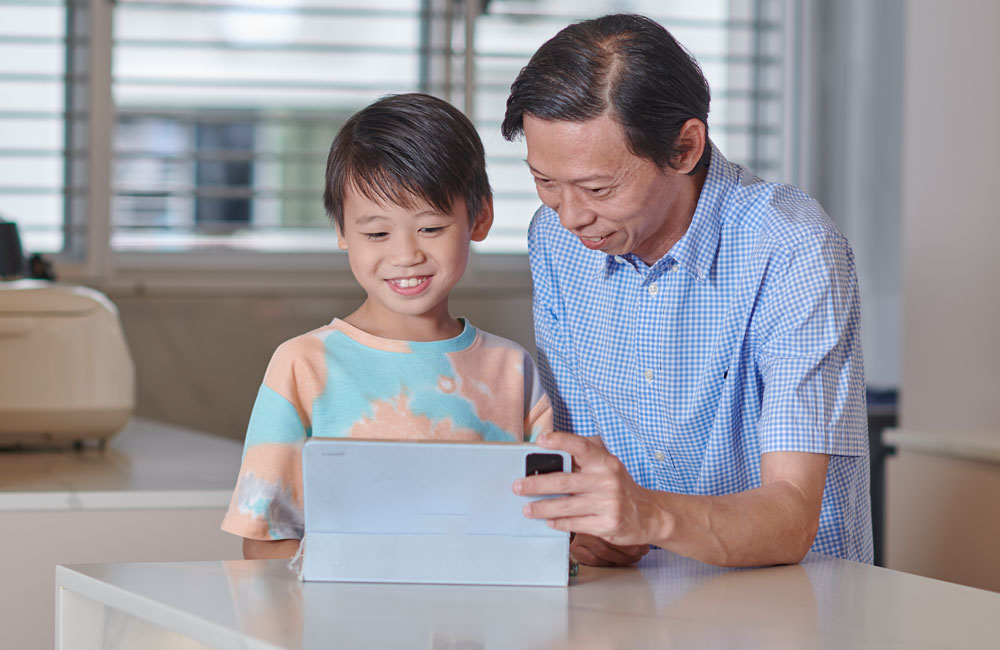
left=0, top=418, right=244, bottom=649
left=56, top=549, right=1000, bottom=649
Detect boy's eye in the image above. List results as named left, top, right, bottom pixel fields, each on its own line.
left=420, top=226, right=446, bottom=235
left=363, top=232, right=388, bottom=240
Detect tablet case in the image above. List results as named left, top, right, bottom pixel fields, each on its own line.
left=301, top=439, right=571, bottom=586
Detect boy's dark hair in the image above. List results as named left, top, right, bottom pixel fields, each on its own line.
left=324, top=93, right=491, bottom=232
left=502, top=13, right=711, bottom=174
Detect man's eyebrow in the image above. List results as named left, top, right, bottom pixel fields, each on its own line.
left=525, top=162, right=615, bottom=184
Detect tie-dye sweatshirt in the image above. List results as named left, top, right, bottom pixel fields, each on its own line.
left=221, top=318, right=553, bottom=541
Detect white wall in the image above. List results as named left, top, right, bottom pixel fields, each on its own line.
left=886, top=0, right=1000, bottom=591
left=899, top=0, right=1000, bottom=432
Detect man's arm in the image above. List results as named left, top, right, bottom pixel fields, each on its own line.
left=516, top=432, right=829, bottom=567
left=243, top=538, right=300, bottom=560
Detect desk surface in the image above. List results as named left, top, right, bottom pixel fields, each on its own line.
left=56, top=549, right=1000, bottom=650
left=0, top=417, right=243, bottom=510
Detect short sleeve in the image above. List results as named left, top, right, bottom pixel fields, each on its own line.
left=521, top=350, right=553, bottom=441
left=756, top=230, right=868, bottom=456
left=221, top=341, right=318, bottom=541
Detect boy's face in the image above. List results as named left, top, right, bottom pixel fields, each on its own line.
left=337, top=186, right=492, bottom=336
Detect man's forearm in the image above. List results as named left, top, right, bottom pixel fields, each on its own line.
left=650, top=480, right=822, bottom=567
left=518, top=436, right=830, bottom=568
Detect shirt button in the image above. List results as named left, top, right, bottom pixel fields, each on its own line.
left=654, top=452, right=665, bottom=462
left=614, top=255, right=627, bottom=264
left=643, top=369, right=654, bottom=381
left=670, top=266, right=680, bottom=273
left=647, top=283, right=658, bottom=295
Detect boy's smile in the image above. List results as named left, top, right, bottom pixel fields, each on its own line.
left=337, top=186, right=492, bottom=341
left=386, top=275, right=430, bottom=294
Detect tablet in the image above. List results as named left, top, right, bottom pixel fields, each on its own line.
left=300, top=438, right=571, bottom=586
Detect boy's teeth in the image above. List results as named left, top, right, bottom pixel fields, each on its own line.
left=394, top=277, right=423, bottom=288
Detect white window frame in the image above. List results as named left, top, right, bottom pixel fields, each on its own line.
left=53, top=0, right=804, bottom=296
left=49, top=0, right=532, bottom=294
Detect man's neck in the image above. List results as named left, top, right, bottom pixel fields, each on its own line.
left=636, top=165, right=709, bottom=266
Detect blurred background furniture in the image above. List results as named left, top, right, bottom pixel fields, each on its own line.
left=0, top=418, right=243, bottom=650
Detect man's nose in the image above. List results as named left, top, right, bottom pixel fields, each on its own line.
left=557, top=189, right=594, bottom=232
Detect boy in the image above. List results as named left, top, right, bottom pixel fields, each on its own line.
left=221, top=93, right=553, bottom=559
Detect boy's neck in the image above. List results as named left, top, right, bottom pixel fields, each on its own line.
left=343, top=303, right=463, bottom=342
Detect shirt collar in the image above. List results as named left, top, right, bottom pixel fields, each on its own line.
left=604, top=141, right=736, bottom=283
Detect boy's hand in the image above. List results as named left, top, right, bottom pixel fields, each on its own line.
left=513, top=432, right=669, bottom=560
left=243, top=538, right=300, bottom=560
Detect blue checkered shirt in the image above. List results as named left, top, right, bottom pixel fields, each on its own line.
left=528, top=144, right=873, bottom=563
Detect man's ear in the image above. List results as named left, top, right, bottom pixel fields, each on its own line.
left=470, top=197, right=494, bottom=242
left=673, top=118, right=707, bottom=174
left=336, top=223, right=348, bottom=251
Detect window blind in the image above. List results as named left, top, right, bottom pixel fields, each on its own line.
left=4, top=0, right=791, bottom=256
left=474, top=0, right=788, bottom=251
left=110, top=0, right=790, bottom=253
left=0, top=0, right=68, bottom=254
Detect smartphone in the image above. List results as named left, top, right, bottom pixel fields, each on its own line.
left=525, top=452, right=566, bottom=476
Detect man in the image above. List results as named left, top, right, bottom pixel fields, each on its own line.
left=503, top=14, right=871, bottom=567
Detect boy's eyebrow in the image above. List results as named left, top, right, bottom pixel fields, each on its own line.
left=354, top=214, right=388, bottom=226
left=525, top=161, right=614, bottom=184
left=353, top=209, right=446, bottom=226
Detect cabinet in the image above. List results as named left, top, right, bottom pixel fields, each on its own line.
left=0, top=418, right=244, bottom=649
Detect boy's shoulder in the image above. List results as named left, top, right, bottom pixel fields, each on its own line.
left=271, top=321, right=339, bottom=358
left=461, top=327, right=539, bottom=380
left=469, top=327, right=532, bottom=357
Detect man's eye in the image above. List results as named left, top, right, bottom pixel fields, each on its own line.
left=534, top=177, right=554, bottom=187
left=364, top=232, right=388, bottom=240
left=587, top=187, right=609, bottom=196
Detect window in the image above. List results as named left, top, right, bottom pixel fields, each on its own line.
left=0, top=0, right=67, bottom=254
left=3, top=0, right=798, bottom=270
left=475, top=0, right=793, bottom=251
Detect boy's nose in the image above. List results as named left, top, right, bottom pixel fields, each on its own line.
left=389, top=234, right=425, bottom=266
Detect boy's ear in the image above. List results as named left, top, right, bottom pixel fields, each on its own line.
left=336, top=224, right=348, bottom=251
left=470, top=197, right=493, bottom=242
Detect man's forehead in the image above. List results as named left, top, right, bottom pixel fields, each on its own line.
left=523, top=113, right=629, bottom=150
left=522, top=112, right=624, bottom=140
left=522, top=114, right=637, bottom=181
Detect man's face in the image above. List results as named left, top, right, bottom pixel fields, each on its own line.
left=337, top=186, right=491, bottom=335
left=523, top=113, right=691, bottom=265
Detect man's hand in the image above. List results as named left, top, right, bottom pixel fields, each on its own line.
left=570, top=533, right=649, bottom=567
left=514, top=432, right=670, bottom=553
left=514, top=432, right=830, bottom=567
